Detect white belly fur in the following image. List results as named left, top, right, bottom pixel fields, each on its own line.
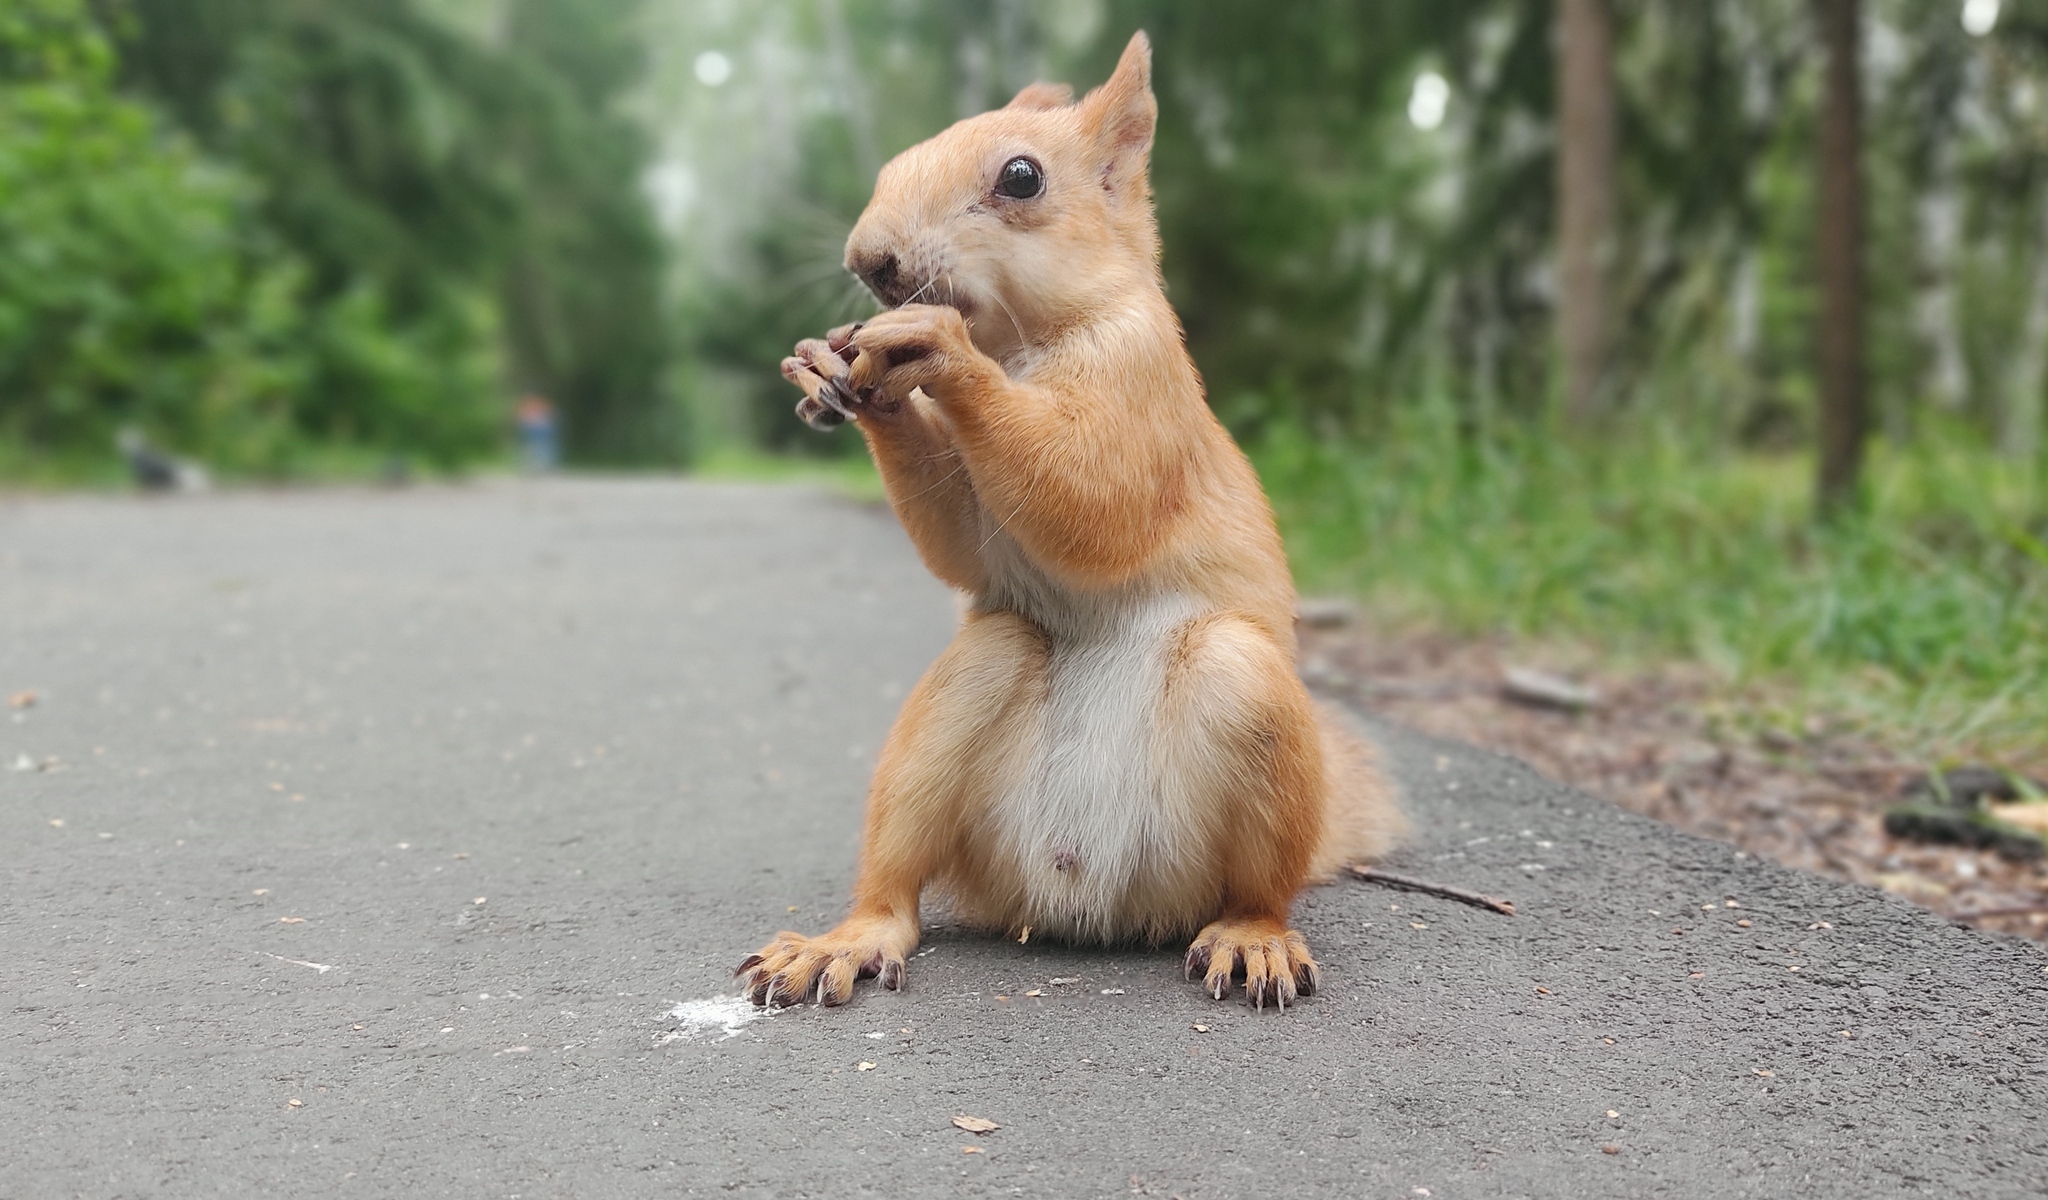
left=970, top=533, right=1215, bottom=944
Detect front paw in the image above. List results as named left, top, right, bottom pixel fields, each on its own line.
left=1184, top=919, right=1320, bottom=1012
left=735, top=918, right=914, bottom=1008
left=782, top=323, right=865, bottom=430
left=845, top=304, right=982, bottom=409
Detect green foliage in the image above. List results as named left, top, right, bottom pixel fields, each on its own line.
left=0, top=0, right=676, bottom=479
left=115, top=0, right=675, bottom=465
left=0, top=0, right=298, bottom=470
left=498, top=0, right=677, bottom=460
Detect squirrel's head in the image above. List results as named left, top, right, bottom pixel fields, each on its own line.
left=845, top=31, right=1160, bottom=358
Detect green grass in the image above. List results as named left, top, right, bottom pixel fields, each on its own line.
left=1253, top=408, right=2048, bottom=765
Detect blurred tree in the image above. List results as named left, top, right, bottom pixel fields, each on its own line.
left=110, top=0, right=675, bottom=464
left=1557, top=0, right=1617, bottom=425
left=496, top=0, right=676, bottom=462
left=0, top=0, right=311, bottom=471
left=1815, top=0, right=1868, bottom=513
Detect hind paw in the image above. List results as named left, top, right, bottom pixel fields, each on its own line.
left=1184, top=919, right=1319, bottom=1012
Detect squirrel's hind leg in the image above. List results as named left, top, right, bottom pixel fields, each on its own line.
left=736, top=611, right=1046, bottom=1006
left=1156, top=612, right=1327, bottom=1010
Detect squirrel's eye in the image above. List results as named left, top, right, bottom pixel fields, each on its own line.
left=995, top=156, right=1045, bottom=200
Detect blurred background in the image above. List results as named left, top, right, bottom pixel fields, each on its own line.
left=1, top=1, right=2042, bottom=768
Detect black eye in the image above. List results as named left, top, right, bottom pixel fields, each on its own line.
left=995, top=156, right=1044, bottom=200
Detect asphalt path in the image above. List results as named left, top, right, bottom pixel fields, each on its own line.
left=4, top=478, right=2046, bottom=1199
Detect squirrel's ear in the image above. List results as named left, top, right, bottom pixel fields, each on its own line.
left=1005, top=81, right=1073, bottom=110
left=1079, top=31, right=1155, bottom=201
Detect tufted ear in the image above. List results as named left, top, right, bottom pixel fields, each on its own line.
left=1079, top=32, right=1155, bottom=202
left=1005, top=81, right=1073, bottom=110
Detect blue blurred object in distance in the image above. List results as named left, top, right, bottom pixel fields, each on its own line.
left=517, top=395, right=559, bottom=472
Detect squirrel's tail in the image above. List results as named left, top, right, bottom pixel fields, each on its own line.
left=1307, top=702, right=1407, bottom=882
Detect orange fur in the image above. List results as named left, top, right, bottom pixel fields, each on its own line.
left=750, top=32, right=1404, bottom=1012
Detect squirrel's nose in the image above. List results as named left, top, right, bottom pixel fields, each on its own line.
left=851, top=250, right=901, bottom=302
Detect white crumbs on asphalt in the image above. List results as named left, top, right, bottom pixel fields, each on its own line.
left=259, top=952, right=335, bottom=974
left=661, top=995, right=773, bottom=1043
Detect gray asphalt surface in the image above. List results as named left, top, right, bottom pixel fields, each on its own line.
left=4, top=477, right=2046, bottom=1199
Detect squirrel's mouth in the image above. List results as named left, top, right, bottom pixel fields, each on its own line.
left=876, top=279, right=973, bottom=320
left=853, top=257, right=973, bottom=318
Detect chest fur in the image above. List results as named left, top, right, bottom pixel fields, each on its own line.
left=974, top=533, right=1215, bottom=943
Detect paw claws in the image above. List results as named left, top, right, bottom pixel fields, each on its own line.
left=1187, top=923, right=1318, bottom=1013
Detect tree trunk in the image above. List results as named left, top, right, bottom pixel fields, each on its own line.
left=1815, top=0, right=1867, bottom=515
left=2003, top=194, right=2048, bottom=464
left=1557, top=0, right=1617, bottom=426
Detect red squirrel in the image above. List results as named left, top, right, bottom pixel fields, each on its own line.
left=750, top=31, right=1403, bottom=1011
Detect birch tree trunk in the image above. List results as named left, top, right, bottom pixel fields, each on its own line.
left=2004, top=195, right=2048, bottom=463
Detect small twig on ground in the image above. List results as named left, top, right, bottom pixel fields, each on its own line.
left=1346, top=864, right=1517, bottom=916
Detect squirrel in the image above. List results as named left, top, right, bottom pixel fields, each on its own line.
left=748, top=31, right=1403, bottom=1011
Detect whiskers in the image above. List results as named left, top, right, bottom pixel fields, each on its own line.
left=938, top=271, right=1027, bottom=354
left=985, top=287, right=1027, bottom=350
left=831, top=274, right=880, bottom=324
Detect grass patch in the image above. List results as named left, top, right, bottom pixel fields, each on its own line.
left=1253, top=408, right=2047, bottom=764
